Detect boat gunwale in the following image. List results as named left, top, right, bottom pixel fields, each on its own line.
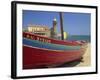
left=23, top=32, right=74, bottom=42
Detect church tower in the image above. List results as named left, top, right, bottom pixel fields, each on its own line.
left=51, top=18, right=57, bottom=39
left=53, top=18, right=57, bottom=34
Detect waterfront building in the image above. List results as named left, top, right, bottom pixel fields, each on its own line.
left=25, top=18, right=65, bottom=39
left=27, top=24, right=51, bottom=37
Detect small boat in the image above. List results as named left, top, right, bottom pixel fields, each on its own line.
left=23, top=32, right=87, bottom=69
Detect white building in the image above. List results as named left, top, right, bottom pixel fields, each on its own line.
left=27, top=24, right=51, bottom=37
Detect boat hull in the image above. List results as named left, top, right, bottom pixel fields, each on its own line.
left=23, top=32, right=87, bottom=69
left=23, top=32, right=85, bottom=46
left=23, top=45, right=85, bottom=69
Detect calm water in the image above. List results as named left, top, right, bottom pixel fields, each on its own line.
left=67, top=35, right=90, bottom=42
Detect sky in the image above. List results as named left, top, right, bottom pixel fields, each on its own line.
left=23, top=10, right=91, bottom=35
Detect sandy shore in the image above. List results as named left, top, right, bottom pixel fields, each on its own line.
left=76, top=43, right=91, bottom=67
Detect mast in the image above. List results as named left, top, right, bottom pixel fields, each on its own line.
left=60, top=12, right=64, bottom=40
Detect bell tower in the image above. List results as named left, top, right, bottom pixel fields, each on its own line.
left=50, top=18, right=57, bottom=39
left=53, top=18, right=57, bottom=34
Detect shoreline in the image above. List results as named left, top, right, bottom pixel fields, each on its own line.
left=76, top=43, right=91, bottom=67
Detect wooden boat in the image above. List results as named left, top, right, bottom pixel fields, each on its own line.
left=23, top=32, right=86, bottom=46
left=23, top=32, right=87, bottom=69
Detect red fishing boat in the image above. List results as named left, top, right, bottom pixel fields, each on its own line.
left=23, top=32, right=87, bottom=69
left=23, top=13, right=88, bottom=69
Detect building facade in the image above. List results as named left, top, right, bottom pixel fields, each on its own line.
left=25, top=18, right=58, bottom=39
left=27, top=24, right=51, bottom=37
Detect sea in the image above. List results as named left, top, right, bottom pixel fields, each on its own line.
left=66, top=35, right=90, bottom=42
